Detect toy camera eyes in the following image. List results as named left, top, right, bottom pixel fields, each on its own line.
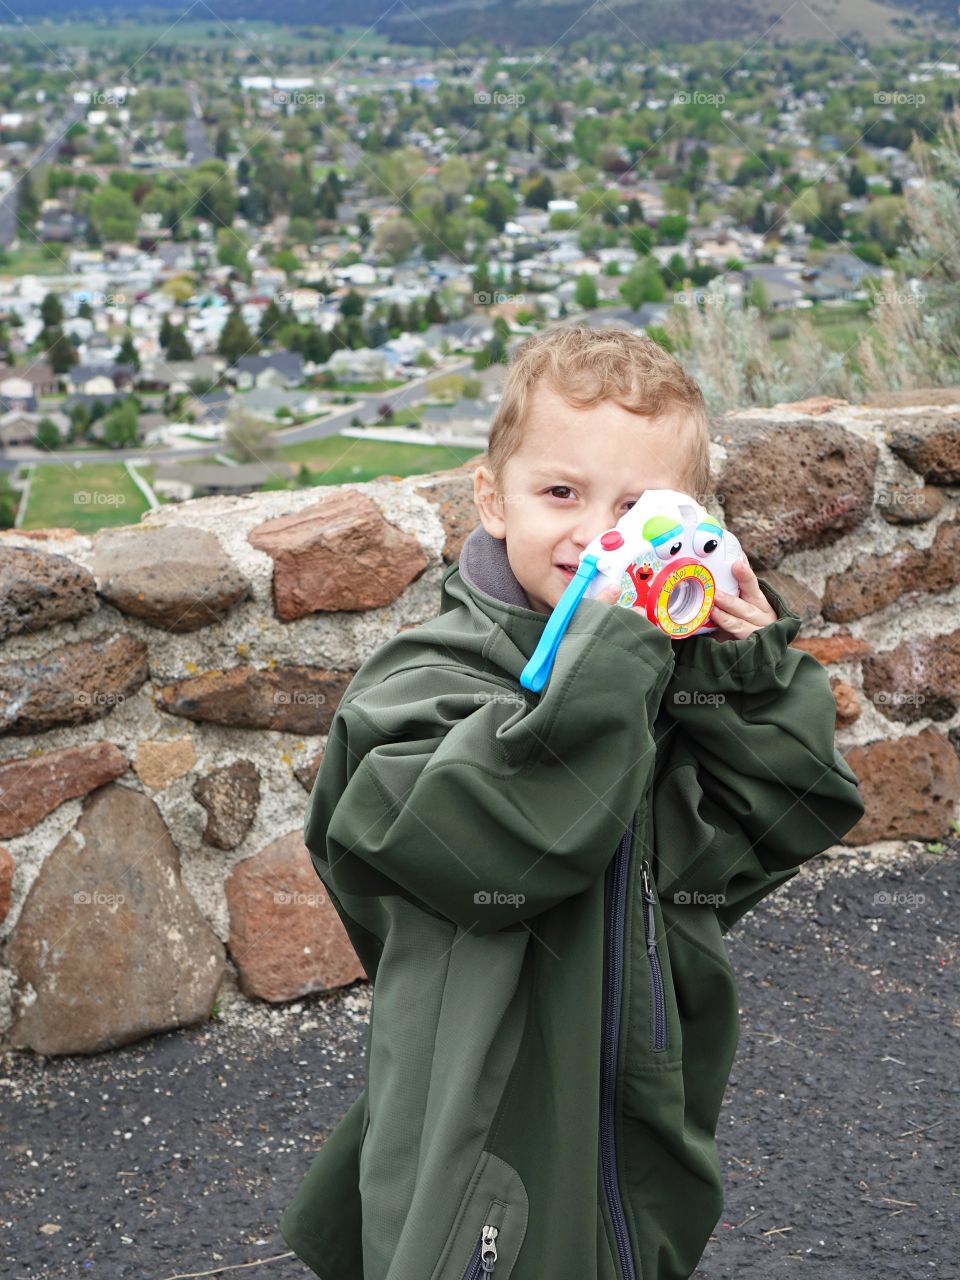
left=693, top=529, right=721, bottom=556
left=656, top=539, right=684, bottom=560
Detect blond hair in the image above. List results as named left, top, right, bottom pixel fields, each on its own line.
left=484, top=325, right=711, bottom=501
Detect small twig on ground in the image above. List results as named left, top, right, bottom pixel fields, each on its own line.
left=160, top=1251, right=296, bottom=1279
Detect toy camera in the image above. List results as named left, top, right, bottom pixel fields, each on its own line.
left=520, top=489, right=744, bottom=693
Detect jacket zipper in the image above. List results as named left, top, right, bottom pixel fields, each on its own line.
left=599, top=823, right=639, bottom=1280
left=640, top=860, right=668, bottom=1052
left=461, top=1223, right=499, bottom=1277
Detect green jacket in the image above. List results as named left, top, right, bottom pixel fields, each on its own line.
left=280, top=524, right=864, bottom=1280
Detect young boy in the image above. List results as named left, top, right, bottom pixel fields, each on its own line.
left=280, top=326, right=865, bottom=1280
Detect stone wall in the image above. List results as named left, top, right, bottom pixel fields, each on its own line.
left=1, top=393, right=959, bottom=1055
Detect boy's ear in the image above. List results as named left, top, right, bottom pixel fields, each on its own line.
left=474, top=463, right=507, bottom=540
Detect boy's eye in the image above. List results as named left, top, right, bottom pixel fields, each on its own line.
left=546, top=487, right=637, bottom=510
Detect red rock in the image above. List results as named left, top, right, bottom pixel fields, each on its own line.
left=0, top=742, right=129, bottom=839
left=157, top=664, right=352, bottom=733
left=822, top=519, right=960, bottom=622
left=0, top=632, right=148, bottom=736
left=791, top=632, right=873, bottom=665
left=887, top=413, right=960, bottom=484
left=843, top=729, right=960, bottom=843
left=225, top=830, right=365, bottom=1001
left=830, top=677, right=860, bottom=728
left=716, top=419, right=877, bottom=566
left=0, top=844, right=13, bottom=924
left=248, top=489, right=429, bottom=619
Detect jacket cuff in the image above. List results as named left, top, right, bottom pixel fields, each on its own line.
left=667, top=576, right=804, bottom=694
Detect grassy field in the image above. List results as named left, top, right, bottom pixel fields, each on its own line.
left=0, top=244, right=72, bottom=276
left=16, top=436, right=481, bottom=531
left=768, top=303, right=876, bottom=361
left=20, top=461, right=152, bottom=532
left=277, top=434, right=481, bottom=483
left=0, top=20, right=412, bottom=51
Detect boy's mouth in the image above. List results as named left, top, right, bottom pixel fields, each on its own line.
left=555, top=563, right=577, bottom=578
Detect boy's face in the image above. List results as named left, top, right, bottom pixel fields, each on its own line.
left=474, top=382, right=694, bottom=615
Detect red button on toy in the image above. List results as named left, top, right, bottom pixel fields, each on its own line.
left=600, top=530, right=624, bottom=550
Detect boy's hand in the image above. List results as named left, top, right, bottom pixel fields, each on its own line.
left=709, top=556, right=777, bottom=642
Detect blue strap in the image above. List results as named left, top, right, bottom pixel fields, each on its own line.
left=520, top=554, right=601, bottom=693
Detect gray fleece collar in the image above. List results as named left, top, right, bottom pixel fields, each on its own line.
left=458, top=524, right=534, bottom=610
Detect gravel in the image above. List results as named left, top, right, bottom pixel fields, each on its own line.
left=1, top=841, right=956, bottom=1280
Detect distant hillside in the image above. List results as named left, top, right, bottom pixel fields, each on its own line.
left=0, top=0, right=951, bottom=46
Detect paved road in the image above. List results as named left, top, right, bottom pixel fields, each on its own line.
left=9, top=304, right=638, bottom=470
left=1, top=843, right=955, bottom=1279
left=0, top=102, right=87, bottom=246
left=184, top=86, right=213, bottom=165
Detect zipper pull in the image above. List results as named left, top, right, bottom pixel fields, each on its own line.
left=640, top=860, right=657, bottom=953
left=480, top=1223, right=498, bottom=1273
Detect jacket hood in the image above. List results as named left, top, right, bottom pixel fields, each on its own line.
left=435, top=523, right=557, bottom=683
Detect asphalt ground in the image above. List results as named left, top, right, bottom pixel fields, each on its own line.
left=1, top=840, right=956, bottom=1280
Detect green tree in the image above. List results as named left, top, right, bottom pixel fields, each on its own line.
left=90, top=185, right=138, bottom=241
left=35, top=417, right=60, bottom=450
left=218, top=305, right=257, bottom=365
left=117, top=333, right=140, bottom=372
left=164, top=324, right=192, bottom=361
left=339, top=289, right=365, bottom=319
left=620, top=259, right=665, bottom=307
left=40, top=292, right=63, bottom=328
left=47, top=328, right=78, bottom=374
left=574, top=273, right=598, bottom=308
left=101, top=399, right=139, bottom=448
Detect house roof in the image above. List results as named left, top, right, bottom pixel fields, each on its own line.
left=234, top=351, right=304, bottom=378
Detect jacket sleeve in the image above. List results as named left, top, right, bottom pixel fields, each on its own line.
left=650, top=578, right=865, bottom=934
left=304, top=599, right=677, bottom=934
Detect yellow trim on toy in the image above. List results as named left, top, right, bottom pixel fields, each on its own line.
left=650, top=561, right=715, bottom=637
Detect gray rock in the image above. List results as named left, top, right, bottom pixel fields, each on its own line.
left=6, top=783, right=225, bottom=1054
